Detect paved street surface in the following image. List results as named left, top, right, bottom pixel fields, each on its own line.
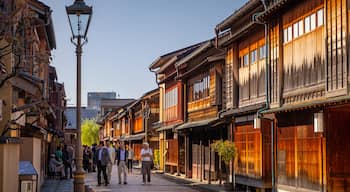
left=85, top=165, right=201, bottom=192
left=41, top=178, right=73, bottom=192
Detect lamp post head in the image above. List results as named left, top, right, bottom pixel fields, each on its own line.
left=66, top=0, right=92, bottom=39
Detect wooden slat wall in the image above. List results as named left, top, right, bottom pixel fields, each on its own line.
left=262, top=120, right=272, bottom=182
left=187, top=107, right=217, bottom=122
left=225, top=48, right=234, bottom=109
left=187, top=65, right=220, bottom=122
left=277, top=125, right=323, bottom=191
left=283, top=21, right=325, bottom=92
left=326, top=0, right=348, bottom=95
left=269, top=21, right=281, bottom=106
left=166, top=139, right=178, bottom=165
left=326, top=106, right=350, bottom=192
left=234, top=124, right=262, bottom=178
left=192, top=144, right=201, bottom=180
left=133, top=117, right=143, bottom=133
left=204, top=146, right=216, bottom=180
left=133, top=143, right=142, bottom=161
left=237, top=30, right=266, bottom=107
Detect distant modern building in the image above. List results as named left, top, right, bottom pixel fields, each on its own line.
left=87, top=92, right=116, bottom=110
left=64, top=107, right=99, bottom=145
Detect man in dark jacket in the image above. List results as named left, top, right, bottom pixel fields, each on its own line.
left=96, top=141, right=111, bottom=186
left=116, top=142, right=128, bottom=184
left=62, top=145, right=73, bottom=179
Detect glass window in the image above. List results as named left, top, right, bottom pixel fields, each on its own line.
left=298, top=20, right=304, bottom=36
left=251, top=49, right=257, bottom=63
left=259, top=45, right=266, bottom=59
left=287, top=26, right=293, bottom=42
left=305, top=16, right=310, bottom=33
left=165, top=87, right=178, bottom=108
left=310, top=13, right=316, bottom=30
left=284, top=28, right=288, bottom=43
left=188, top=73, right=210, bottom=102
left=293, top=22, right=299, bottom=38
left=317, top=9, right=324, bottom=26
left=243, top=54, right=249, bottom=66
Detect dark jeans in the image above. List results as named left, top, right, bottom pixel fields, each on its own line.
left=97, top=160, right=108, bottom=185
left=127, top=159, right=133, bottom=173
left=142, top=161, right=151, bottom=183
left=64, top=163, right=72, bottom=178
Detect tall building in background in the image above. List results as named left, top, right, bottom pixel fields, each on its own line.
left=87, top=92, right=116, bottom=110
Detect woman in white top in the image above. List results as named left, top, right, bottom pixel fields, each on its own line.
left=127, top=145, right=134, bottom=173
left=140, top=142, right=152, bottom=184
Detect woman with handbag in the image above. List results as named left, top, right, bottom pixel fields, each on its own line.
left=140, top=142, right=153, bottom=185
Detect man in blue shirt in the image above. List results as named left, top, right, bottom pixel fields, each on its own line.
left=116, top=142, right=129, bottom=184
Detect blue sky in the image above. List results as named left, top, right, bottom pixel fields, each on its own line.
left=41, top=0, right=246, bottom=106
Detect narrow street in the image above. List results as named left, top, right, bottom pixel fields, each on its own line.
left=84, top=166, right=201, bottom=192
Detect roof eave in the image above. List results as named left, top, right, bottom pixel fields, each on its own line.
left=216, top=0, right=261, bottom=32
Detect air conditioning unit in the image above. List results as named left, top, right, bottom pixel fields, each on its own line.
left=254, top=117, right=261, bottom=129
left=314, top=112, right=324, bottom=133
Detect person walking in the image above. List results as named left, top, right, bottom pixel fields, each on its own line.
left=49, top=154, right=65, bottom=179
left=91, top=143, right=97, bottom=172
left=106, top=140, right=115, bottom=183
left=141, top=142, right=153, bottom=184
left=116, top=142, right=128, bottom=184
left=127, top=145, right=134, bottom=173
left=55, top=146, right=63, bottom=163
left=96, top=141, right=111, bottom=186
left=62, top=145, right=73, bottom=179
left=83, top=146, right=90, bottom=172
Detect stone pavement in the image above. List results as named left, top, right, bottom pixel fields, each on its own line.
left=41, top=178, right=73, bottom=192
left=85, top=165, right=201, bottom=192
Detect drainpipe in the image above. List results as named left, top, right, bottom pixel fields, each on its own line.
left=253, top=1, right=275, bottom=191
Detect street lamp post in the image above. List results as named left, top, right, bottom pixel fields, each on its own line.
left=66, top=1, right=92, bottom=191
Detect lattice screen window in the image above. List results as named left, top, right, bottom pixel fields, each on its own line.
left=225, top=48, right=233, bottom=109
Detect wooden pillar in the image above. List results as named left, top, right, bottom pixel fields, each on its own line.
left=199, top=139, right=202, bottom=182
left=209, top=139, right=211, bottom=184
left=176, top=135, right=180, bottom=176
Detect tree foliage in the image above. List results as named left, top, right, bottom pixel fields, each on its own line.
left=81, top=119, right=99, bottom=146
left=211, top=140, right=237, bottom=165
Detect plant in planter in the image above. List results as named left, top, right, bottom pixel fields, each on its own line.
left=211, top=140, right=237, bottom=189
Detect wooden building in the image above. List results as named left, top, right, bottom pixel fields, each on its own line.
left=175, top=39, right=227, bottom=182
left=216, top=0, right=350, bottom=191
left=149, top=44, right=203, bottom=173
left=125, top=89, right=159, bottom=162
left=216, top=1, right=272, bottom=190
left=97, top=99, right=135, bottom=141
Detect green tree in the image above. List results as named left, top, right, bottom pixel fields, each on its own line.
left=212, top=140, right=237, bottom=188
left=81, top=119, right=99, bottom=146
left=211, top=140, right=237, bottom=165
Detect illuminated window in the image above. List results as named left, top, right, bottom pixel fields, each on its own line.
left=287, top=26, right=292, bottom=42
left=283, top=28, right=288, bottom=43
left=259, top=45, right=266, bottom=59
left=242, top=54, right=249, bottom=66
left=317, top=9, right=324, bottom=26
left=188, top=73, right=210, bottom=102
left=305, top=16, right=310, bottom=33
left=165, top=87, right=178, bottom=108
left=298, top=20, right=304, bottom=36
left=251, top=49, right=257, bottom=63
left=310, top=13, right=316, bottom=30
left=293, top=22, right=299, bottom=38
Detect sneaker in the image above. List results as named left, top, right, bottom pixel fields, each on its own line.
left=142, top=182, right=145, bottom=185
